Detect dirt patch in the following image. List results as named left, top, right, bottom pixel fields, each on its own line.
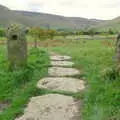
left=37, top=77, right=85, bottom=92
left=15, top=94, right=80, bottom=120
left=0, top=101, right=10, bottom=112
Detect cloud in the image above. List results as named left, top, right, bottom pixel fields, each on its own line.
left=0, top=0, right=120, bottom=19
left=28, top=3, right=44, bottom=11
left=0, top=0, right=29, bottom=10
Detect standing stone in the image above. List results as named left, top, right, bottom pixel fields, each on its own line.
left=116, top=34, right=120, bottom=62
left=7, top=24, right=28, bottom=70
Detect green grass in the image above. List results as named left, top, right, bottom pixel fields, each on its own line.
left=0, top=37, right=6, bottom=41
left=0, top=36, right=119, bottom=120
left=44, top=38, right=120, bottom=120
left=0, top=46, right=50, bottom=120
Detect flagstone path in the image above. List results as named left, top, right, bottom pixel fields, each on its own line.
left=16, top=53, right=85, bottom=120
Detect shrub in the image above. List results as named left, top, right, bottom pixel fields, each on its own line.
left=0, top=28, right=5, bottom=37
left=102, top=66, right=120, bottom=81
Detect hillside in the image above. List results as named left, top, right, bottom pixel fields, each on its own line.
left=0, top=5, right=34, bottom=27
left=0, top=4, right=104, bottom=29
left=92, top=17, right=120, bottom=31
left=15, top=10, right=104, bottom=29
left=0, top=4, right=120, bottom=30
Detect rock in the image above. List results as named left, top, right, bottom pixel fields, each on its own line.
left=50, top=55, right=71, bottom=61
left=48, top=67, right=80, bottom=76
left=15, top=94, right=80, bottom=120
left=51, top=61, right=74, bottom=67
left=37, top=77, right=85, bottom=92
left=6, top=24, right=28, bottom=70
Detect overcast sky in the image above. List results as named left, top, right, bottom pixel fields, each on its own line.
left=0, top=0, right=120, bottom=20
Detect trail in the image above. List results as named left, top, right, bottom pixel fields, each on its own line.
left=16, top=52, right=85, bottom=120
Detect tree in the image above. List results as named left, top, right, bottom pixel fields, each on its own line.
left=60, top=31, right=68, bottom=39
left=88, top=28, right=96, bottom=37
left=108, top=28, right=114, bottom=35
left=29, top=27, right=45, bottom=48
left=29, top=27, right=38, bottom=48
left=46, top=29, right=56, bottom=40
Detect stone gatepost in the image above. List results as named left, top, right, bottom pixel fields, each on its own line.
left=116, top=33, right=120, bottom=71
left=7, top=24, right=28, bottom=70
left=116, top=34, right=120, bottom=60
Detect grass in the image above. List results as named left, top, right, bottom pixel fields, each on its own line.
left=0, top=46, right=50, bottom=120
left=0, top=35, right=120, bottom=120
left=41, top=38, right=120, bottom=120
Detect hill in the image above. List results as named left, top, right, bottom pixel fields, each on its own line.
left=0, top=5, right=34, bottom=27
left=92, top=17, right=120, bottom=31
left=0, top=4, right=120, bottom=31
left=14, top=10, right=104, bottom=29
left=0, top=4, right=104, bottom=29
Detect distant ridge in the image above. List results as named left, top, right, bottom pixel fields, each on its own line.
left=0, top=4, right=119, bottom=30
left=92, top=17, right=120, bottom=31
left=13, top=10, right=104, bottom=29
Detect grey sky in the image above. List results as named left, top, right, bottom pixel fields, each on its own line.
left=0, top=0, right=120, bottom=20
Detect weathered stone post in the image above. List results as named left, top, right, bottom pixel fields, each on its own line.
left=116, top=33, right=120, bottom=70
left=7, top=24, right=28, bottom=70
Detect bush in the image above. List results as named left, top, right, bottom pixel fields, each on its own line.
left=0, top=47, right=49, bottom=102
left=102, top=66, right=120, bottom=81
left=0, top=28, right=5, bottom=37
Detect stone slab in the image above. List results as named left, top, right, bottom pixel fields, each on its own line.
left=37, top=77, right=85, bottom=92
left=51, top=61, right=74, bottom=67
left=50, top=55, right=71, bottom=61
left=16, top=94, right=80, bottom=120
left=48, top=67, right=80, bottom=76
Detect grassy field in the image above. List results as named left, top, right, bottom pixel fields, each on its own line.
left=41, top=38, right=120, bottom=120
left=0, top=46, right=49, bottom=120
left=0, top=36, right=120, bottom=120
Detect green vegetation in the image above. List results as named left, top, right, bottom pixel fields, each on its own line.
left=0, top=29, right=119, bottom=120
left=0, top=47, right=49, bottom=120
left=44, top=38, right=120, bottom=120
left=0, top=28, right=5, bottom=37
left=0, top=22, right=119, bottom=120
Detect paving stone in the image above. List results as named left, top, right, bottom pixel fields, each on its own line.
left=15, top=53, right=84, bottom=120
left=15, top=94, right=80, bottom=120
left=50, top=55, right=71, bottom=61
left=51, top=61, right=74, bottom=67
left=37, top=77, right=85, bottom=92
left=48, top=67, right=80, bottom=76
